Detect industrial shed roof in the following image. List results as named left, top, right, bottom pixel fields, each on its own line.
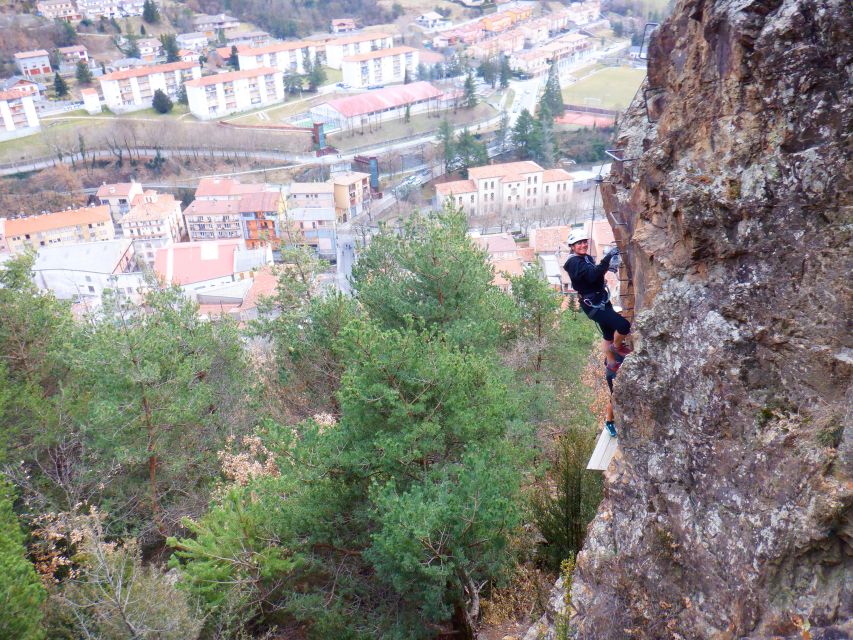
left=320, top=81, right=443, bottom=118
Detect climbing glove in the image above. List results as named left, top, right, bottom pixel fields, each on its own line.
left=608, top=252, right=621, bottom=272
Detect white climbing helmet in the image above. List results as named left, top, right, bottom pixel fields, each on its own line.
left=567, top=228, right=588, bottom=245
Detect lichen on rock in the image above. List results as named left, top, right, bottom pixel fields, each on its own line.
left=563, top=0, right=852, bottom=638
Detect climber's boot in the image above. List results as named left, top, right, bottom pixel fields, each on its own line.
left=611, top=343, right=632, bottom=357
left=605, top=421, right=617, bottom=438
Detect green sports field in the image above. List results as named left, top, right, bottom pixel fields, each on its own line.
left=562, top=67, right=647, bottom=112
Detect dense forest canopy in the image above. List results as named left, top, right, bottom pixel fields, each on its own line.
left=0, top=206, right=604, bottom=639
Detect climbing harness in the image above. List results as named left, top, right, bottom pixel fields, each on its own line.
left=582, top=287, right=610, bottom=319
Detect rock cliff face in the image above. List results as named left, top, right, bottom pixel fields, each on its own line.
left=570, top=0, right=852, bottom=638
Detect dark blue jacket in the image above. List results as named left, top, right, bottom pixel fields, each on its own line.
left=564, top=253, right=612, bottom=298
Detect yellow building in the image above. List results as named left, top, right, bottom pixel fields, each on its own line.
left=1, top=205, right=115, bottom=254
left=329, top=172, right=371, bottom=222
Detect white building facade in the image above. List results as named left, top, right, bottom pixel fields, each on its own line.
left=341, top=46, right=418, bottom=88
left=99, top=61, right=201, bottom=113
left=237, top=41, right=319, bottom=75
left=0, top=91, right=40, bottom=141
left=321, top=32, right=394, bottom=70
left=14, top=50, right=52, bottom=79
left=185, top=67, right=284, bottom=120
left=436, top=161, right=574, bottom=217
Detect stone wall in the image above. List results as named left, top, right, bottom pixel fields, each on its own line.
left=567, top=0, right=852, bottom=637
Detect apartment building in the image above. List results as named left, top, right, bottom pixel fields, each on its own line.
left=37, top=0, right=81, bottom=22
left=194, top=177, right=270, bottom=201
left=341, top=46, right=418, bottom=88
left=330, top=18, right=357, bottom=34
left=58, top=45, right=89, bottom=69
left=154, top=239, right=273, bottom=300
left=186, top=67, right=284, bottom=120
left=285, top=183, right=337, bottom=256
left=194, top=13, right=240, bottom=38
left=330, top=172, right=371, bottom=222
left=0, top=91, right=40, bottom=141
left=321, top=32, right=394, bottom=70
left=176, top=32, right=209, bottom=53
left=96, top=181, right=145, bottom=220
left=435, top=161, right=574, bottom=217
left=136, top=38, right=163, bottom=63
left=121, top=192, right=185, bottom=266
left=99, top=61, right=201, bottom=113
left=120, top=0, right=145, bottom=16
left=14, top=50, right=52, bottom=79
left=239, top=191, right=283, bottom=249
left=183, top=200, right=243, bottom=241
left=510, top=33, right=596, bottom=75
left=1, top=205, right=114, bottom=254
left=2, top=77, right=41, bottom=100
left=76, top=0, right=119, bottom=19
left=237, top=41, right=319, bottom=75
left=81, top=87, right=102, bottom=114
left=224, top=30, right=270, bottom=49
left=32, top=239, right=144, bottom=301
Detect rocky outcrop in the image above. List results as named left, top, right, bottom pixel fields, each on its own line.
left=569, top=0, right=852, bottom=638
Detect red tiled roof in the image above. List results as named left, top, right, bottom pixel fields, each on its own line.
left=123, top=194, right=180, bottom=222
left=195, top=177, right=269, bottom=198
left=238, top=191, right=282, bottom=212
left=101, top=61, right=197, bottom=82
left=468, top=161, right=542, bottom=181
left=15, top=50, right=50, bottom=59
left=473, top=233, right=517, bottom=256
left=516, top=247, right=535, bottom=263
left=238, top=40, right=314, bottom=57
left=342, top=45, right=416, bottom=63
left=185, top=67, right=279, bottom=87
left=435, top=179, right=476, bottom=196
left=530, top=225, right=571, bottom=254
left=4, top=205, right=111, bottom=236
left=322, top=81, right=443, bottom=118
left=542, top=168, right=574, bottom=182
left=96, top=182, right=140, bottom=198
left=324, top=31, right=392, bottom=47
left=0, top=90, right=29, bottom=101
left=491, top=257, right=525, bottom=287
left=154, top=239, right=242, bottom=285
left=183, top=199, right=242, bottom=215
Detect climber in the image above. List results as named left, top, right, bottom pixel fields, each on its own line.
left=563, top=229, right=632, bottom=372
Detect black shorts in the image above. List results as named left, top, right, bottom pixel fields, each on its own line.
left=581, top=301, right=631, bottom=341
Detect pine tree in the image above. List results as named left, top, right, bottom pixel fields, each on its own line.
left=126, top=36, right=140, bottom=59
left=53, top=72, right=69, bottom=98
left=536, top=101, right=556, bottom=167
left=177, top=84, right=188, bottom=105
left=416, top=62, right=428, bottom=80
left=437, top=117, right=456, bottom=172
left=142, top=0, right=160, bottom=24
left=454, top=127, right=488, bottom=178
left=152, top=88, right=173, bottom=113
left=512, top=108, right=536, bottom=159
left=496, top=109, right=510, bottom=154
left=161, top=33, right=180, bottom=63
left=463, top=71, right=477, bottom=109
left=499, top=54, right=511, bottom=88
left=229, top=45, right=239, bottom=69
left=307, top=54, right=325, bottom=91
left=0, top=482, right=46, bottom=640
left=404, top=103, right=411, bottom=123
left=543, top=61, right=565, bottom=115
left=75, top=60, right=93, bottom=84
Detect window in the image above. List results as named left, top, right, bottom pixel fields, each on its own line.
left=85, top=275, right=92, bottom=282
left=88, top=286, right=95, bottom=293
left=470, top=195, right=475, bottom=203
